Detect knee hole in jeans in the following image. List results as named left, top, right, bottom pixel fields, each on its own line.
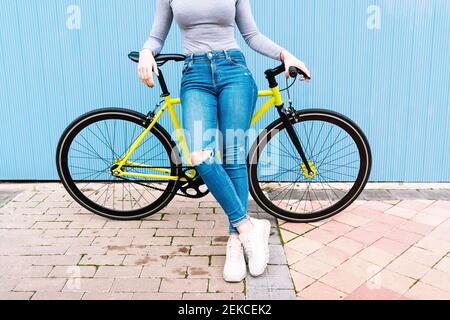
left=190, top=150, right=214, bottom=166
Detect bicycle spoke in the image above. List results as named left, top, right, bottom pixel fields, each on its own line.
left=63, top=116, right=176, bottom=214
left=254, top=115, right=367, bottom=218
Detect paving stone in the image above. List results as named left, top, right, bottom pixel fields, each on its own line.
left=247, top=289, right=296, bottom=300
left=209, top=278, right=244, bottom=293
left=160, top=279, right=208, bottom=293
left=79, top=255, right=125, bottom=266
left=166, top=256, right=209, bottom=267
left=405, top=282, right=450, bottom=300
left=434, top=256, right=450, bottom=273
left=360, top=190, right=396, bottom=201
left=82, top=292, right=133, bottom=300
left=247, top=265, right=294, bottom=290
left=420, top=269, right=450, bottom=292
left=111, top=278, right=160, bottom=293
left=311, top=246, right=351, bottom=267
left=375, top=269, right=416, bottom=295
left=345, top=283, right=402, bottom=300
left=386, top=256, right=430, bottom=279
left=297, top=281, right=346, bottom=300
left=94, top=266, right=142, bottom=278
left=49, top=266, right=97, bottom=278
left=133, top=292, right=183, bottom=300
left=284, top=236, right=323, bottom=255
left=183, top=292, right=245, bottom=300
left=63, top=278, right=114, bottom=293
left=187, top=266, right=222, bottom=279
left=418, top=189, right=450, bottom=200
left=122, top=255, right=167, bottom=266
left=141, top=266, right=187, bottom=278
left=269, top=244, right=287, bottom=265
left=3, top=183, right=450, bottom=300
left=0, top=279, right=21, bottom=291
left=0, top=292, right=34, bottom=300
left=290, top=270, right=315, bottom=292
left=32, top=292, right=84, bottom=300
left=0, top=191, right=22, bottom=207
left=388, top=189, right=423, bottom=200
left=291, top=256, right=335, bottom=279
left=279, top=229, right=299, bottom=243
left=14, top=278, right=67, bottom=292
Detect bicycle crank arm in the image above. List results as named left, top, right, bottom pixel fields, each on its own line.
left=276, top=105, right=314, bottom=175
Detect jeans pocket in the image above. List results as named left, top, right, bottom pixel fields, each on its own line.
left=227, top=57, right=249, bottom=70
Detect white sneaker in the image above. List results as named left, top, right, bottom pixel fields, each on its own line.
left=239, top=218, right=271, bottom=277
left=223, top=236, right=247, bottom=283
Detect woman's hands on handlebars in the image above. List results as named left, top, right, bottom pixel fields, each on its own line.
left=138, top=48, right=310, bottom=86
left=138, top=48, right=160, bottom=88
left=280, top=49, right=311, bottom=80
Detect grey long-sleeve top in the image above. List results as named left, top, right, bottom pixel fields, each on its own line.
left=142, top=0, right=284, bottom=60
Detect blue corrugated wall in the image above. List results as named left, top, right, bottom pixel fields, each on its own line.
left=0, top=0, right=449, bottom=181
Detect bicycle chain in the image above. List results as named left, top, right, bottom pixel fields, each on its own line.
left=115, top=167, right=209, bottom=199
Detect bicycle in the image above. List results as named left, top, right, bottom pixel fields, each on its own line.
left=56, top=51, right=372, bottom=222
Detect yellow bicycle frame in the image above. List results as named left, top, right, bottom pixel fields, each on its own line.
left=113, top=86, right=284, bottom=181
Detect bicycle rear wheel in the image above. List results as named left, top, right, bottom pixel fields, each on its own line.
left=56, top=108, right=181, bottom=220
left=248, top=109, right=372, bottom=222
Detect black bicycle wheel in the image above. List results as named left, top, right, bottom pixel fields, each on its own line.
left=56, top=108, right=182, bottom=220
left=248, top=109, right=372, bottom=222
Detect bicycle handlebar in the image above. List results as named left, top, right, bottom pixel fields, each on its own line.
left=129, top=51, right=310, bottom=84
left=266, top=63, right=311, bottom=81
left=289, top=66, right=311, bottom=80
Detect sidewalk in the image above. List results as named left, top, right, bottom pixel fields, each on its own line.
left=0, top=183, right=449, bottom=300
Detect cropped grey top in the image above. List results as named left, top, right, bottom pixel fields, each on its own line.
left=142, top=0, right=284, bottom=60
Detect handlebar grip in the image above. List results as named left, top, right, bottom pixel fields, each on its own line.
left=289, top=66, right=311, bottom=80
left=288, top=66, right=298, bottom=78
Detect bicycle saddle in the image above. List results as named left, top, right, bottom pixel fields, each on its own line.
left=128, top=51, right=186, bottom=66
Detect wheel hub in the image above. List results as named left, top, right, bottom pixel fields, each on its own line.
left=300, top=161, right=317, bottom=179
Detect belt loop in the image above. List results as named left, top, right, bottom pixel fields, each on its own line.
left=224, top=49, right=230, bottom=60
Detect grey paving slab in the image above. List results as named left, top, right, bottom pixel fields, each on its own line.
left=245, top=213, right=296, bottom=300
left=359, top=189, right=396, bottom=201
left=417, top=189, right=450, bottom=200
left=387, top=189, right=424, bottom=200
left=358, top=189, right=450, bottom=201
left=247, top=289, right=297, bottom=300
left=0, top=191, right=21, bottom=207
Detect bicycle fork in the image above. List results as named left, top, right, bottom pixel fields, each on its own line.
left=276, top=105, right=315, bottom=176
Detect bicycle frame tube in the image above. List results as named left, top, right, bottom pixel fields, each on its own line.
left=251, top=86, right=283, bottom=127
left=115, top=86, right=283, bottom=181
left=115, top=96, right=190, bottom=181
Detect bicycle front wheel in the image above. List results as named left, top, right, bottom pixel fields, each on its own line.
left=248, top=109, right=372, bottom=222
left=56, top=108, right=181, bottom=220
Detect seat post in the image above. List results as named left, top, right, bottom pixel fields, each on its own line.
left=157, top=68, right=170, bottom=97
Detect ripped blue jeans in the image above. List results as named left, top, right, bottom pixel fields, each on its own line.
left=180, top=49, right=258, bottom=234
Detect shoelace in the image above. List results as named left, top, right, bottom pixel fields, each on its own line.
left=241, top=230, right=261, bottom=259
left=227, top=243, right=243, bottom=261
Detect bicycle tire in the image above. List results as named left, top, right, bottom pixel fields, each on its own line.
left=248, top=109, right=372, bottom=223
left=56, top=108, right=182, bottom=220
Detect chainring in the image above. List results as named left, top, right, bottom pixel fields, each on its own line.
left=178, top=168, right=209, bottom=199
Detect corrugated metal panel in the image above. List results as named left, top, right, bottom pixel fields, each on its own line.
left=0, top=0, right=449, bottom=181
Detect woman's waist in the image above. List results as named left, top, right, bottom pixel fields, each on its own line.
left=184, top=49, right=245, bottom=63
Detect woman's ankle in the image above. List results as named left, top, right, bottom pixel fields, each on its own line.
left=237, top=219, right=254, bottom=235
left=229, top=233, right=240, bottom=240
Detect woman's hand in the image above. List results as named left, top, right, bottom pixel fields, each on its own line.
left=280, top=50, right=310, bottom=80
left=138, top=49, right=160, bottom=88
